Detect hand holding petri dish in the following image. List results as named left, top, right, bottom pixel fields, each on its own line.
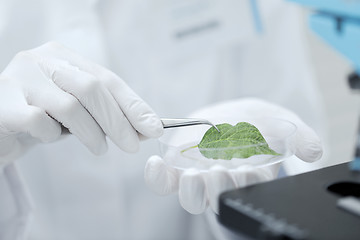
left=158, top=118, right=297, bottom=172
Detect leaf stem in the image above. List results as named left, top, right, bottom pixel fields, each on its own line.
left=181, top=145, right=198, bottom=153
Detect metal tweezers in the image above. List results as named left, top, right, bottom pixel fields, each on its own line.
left=161, top=118, right=220, bottom=132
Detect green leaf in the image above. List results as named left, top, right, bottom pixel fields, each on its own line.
left=197, top=122, right=279, bottom=160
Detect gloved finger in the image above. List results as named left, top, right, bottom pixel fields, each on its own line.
left=2, top=103, right=61, bottom=143
left=138, top=133, right=153, bottom=142
left=52, top=66, right=140, bottom=153
left=17, top=106, right=62, bottom=143
left=179, top=169, right=207, bottom=214
left=107, top=80, right=163, bottom=139
left=205, top=165, right=236, bottom=214
left=144, top=155, right=179, bottom=195
left=32, top=42, right=164, bottom=139
left=231, top=165, right=274, bottom=189
left=28, top=85, right=107, bottom=155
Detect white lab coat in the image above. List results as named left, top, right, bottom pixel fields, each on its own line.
left=0, top=0, right=338, bottom=239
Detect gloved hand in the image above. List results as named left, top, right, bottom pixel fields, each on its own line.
left=145, top=98, right=323, bottom=214
left=0, top=42, right=163, bottom=165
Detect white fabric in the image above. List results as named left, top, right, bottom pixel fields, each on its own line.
left=0, top=163, right=32, bottom=240
left=0, top=0, right=336, bottom=239
left=145, top=99, right=323, bottom=214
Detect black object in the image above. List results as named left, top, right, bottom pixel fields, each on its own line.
left=348, top=72, right=360, bottom=90
left=218, top=163, right=360, bottom=240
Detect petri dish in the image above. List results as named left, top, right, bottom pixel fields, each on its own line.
left=158, top=117, right=297, bottom=172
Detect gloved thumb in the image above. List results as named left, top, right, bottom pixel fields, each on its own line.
left=292, top=120, right=322, bottom=163
left=144, top=155, right=179, bottom=195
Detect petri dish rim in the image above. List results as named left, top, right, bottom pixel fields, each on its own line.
left=158, top=117, right=297, bottom=172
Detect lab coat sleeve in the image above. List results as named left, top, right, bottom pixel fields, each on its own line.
left=0, top=162, right=32, bottom=240
left=0, top=140, right=25, bottom=167
left=0, top=133, right=39, bottom=167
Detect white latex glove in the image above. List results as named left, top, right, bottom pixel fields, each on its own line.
left=0, top=42, right=163, bottom=165
left=145, top=98, right=323, bottom=214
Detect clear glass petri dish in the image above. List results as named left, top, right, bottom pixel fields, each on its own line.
left=158, top=117, right=297, bottom=172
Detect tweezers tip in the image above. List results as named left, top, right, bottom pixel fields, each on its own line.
left=212, top=124, right=220, bottom=133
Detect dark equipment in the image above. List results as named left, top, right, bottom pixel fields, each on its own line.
left=218, top=163, right=360, bottom=240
